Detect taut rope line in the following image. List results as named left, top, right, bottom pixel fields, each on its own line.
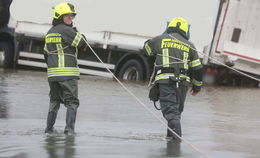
left=82, top=37, right=214, bottom=158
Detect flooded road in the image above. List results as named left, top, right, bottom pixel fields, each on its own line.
left=0, top=69, right=260, bottom=158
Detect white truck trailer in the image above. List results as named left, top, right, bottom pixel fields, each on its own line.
left=203, top=0, right=260, bottom=86
left=13, top=21, right=152, bottom=80
left=0, top=0, right=259, bottom=86
left=1, top=0, right=157, bottom=81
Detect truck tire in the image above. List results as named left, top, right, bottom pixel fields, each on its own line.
left=118, top=59, right=144, bottom=81
left=0, top=41, right=14, bottom=68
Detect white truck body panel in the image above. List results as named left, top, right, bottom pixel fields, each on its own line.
left=206, top=0, right=260, bottom=75
left=15, top=21, right=50, bottom=38
left=8, top=0, right=260, bottom=80
left=15, top=20, right=149, bottom=52
left=9, top=0, right=218, bottom=52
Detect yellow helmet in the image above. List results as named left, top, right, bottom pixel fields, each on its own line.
left=53, top=2, right=76, bottom=19
left=168, top=17, right=189, bottom=35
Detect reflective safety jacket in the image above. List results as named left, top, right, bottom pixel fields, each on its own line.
left=144, top=33, right=203, bottom=87
left=44, top=23, right=85, bottom=81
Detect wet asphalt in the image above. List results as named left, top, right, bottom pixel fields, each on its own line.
left=0, top=69, right=260, bottom=158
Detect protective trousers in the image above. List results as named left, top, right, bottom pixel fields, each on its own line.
left=159, top=83, right=187, bottom=139
left=45, top=79, right=79, bottom=133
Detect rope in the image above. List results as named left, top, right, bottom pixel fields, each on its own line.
left=148, top=54, right=186, bottom=86
left=148, top=54, right=188, bottom=87
left=167, top=34, right=260, bottom=82
left=148, top=64, right=156, bottom=87
left=82, top=37, right=214, bottom=158
left=45, top=45, right=69, bottom=54
left=157, top=54, right=186, bottom=62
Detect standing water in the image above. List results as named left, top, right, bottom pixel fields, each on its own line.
left=0, top=69, right=260, bottom=158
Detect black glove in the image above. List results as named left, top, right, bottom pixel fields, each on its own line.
left=192, top=85, right=201, bottom=93
left=72, top=27, right=78, bottom=32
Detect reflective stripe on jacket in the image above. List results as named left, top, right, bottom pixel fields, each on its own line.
left=44, top=24, right=85, bottom=81
left=144, top=33, right=203, bottom=86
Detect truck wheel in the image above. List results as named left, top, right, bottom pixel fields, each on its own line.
left=0, top=42, right=14, bottom=68
left=118, top=59, right=144, bottom=81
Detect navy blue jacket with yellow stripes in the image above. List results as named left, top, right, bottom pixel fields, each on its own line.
left=144, top=32, right=203, bottom=87
left=43, top=23, right=85, bottom=81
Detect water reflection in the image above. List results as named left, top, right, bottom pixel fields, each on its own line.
left=166, top=140, right=181, bottom=157
left=45, top=135, right=75, bottom=158
left=157, top=140, right=181, bottom=157
left=0, top=73, right=8, bottom=118
left=1, top=70, right=260, bottom=158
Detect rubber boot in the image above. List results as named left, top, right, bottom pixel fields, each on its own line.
left=45, top=111, right=57, bottom=133
left=64, top=108, right=77, bottom=135
left=166, top=120, right=182, bottom=141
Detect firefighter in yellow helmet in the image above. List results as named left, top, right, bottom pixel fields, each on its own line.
left=43, top=2, right=86, bottom=135
left=144, top=17, right=203, bottom=140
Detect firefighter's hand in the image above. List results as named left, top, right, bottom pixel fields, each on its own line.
left=83, top=46, right=88, bottom=52
left=72, top=27, right=78, bottom=32
left=191, top=85, right=201, bottom=96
